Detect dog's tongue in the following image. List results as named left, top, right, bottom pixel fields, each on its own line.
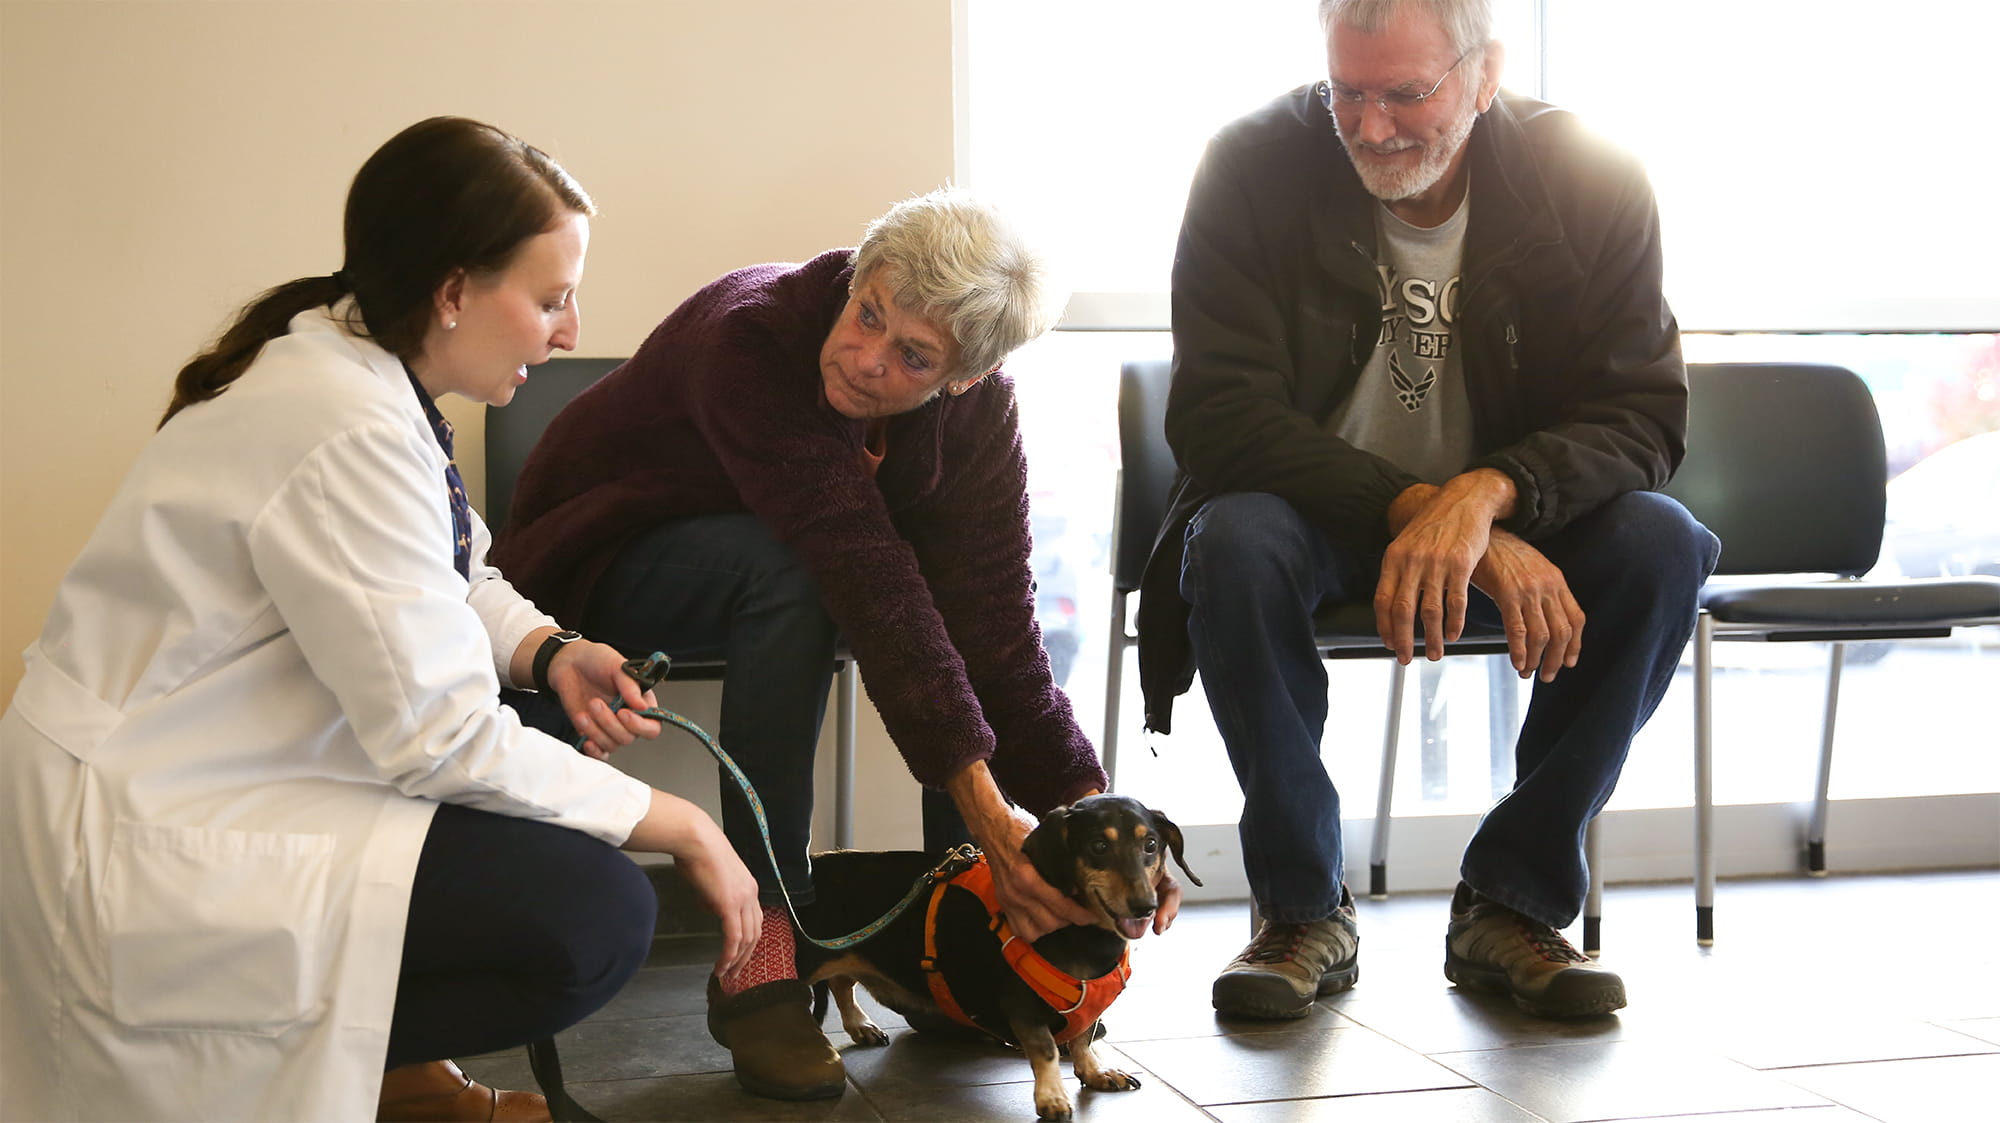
left=1117, top=916, right=1151, bottom=940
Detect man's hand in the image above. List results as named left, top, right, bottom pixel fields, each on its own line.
left=946, top=762, right=1098, bottom=942
left=1471, top=530, right=1584, bottom=682
left=1375, top=469, right=1515, bottom=662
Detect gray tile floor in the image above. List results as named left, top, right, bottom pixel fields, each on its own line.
left=461, top=868, right=1999, bottom=1122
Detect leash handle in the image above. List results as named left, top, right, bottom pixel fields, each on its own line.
left=591, top=653, right=947, bottom=951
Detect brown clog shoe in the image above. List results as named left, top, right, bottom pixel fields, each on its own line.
left=705, top=976, right=846, bottom=1100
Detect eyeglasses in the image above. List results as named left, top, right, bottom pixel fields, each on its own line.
left=1321, top=48, right=1472, bottom=116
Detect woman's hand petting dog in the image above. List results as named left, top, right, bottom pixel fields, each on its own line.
left=982, top=809, right=1100, bottom=942
left=947, top=761, right=1099, bottom=941
left=962, top=777, right=1184, bottom=942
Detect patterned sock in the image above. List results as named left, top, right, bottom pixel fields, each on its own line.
left=720, top=905, right=798, bottom=995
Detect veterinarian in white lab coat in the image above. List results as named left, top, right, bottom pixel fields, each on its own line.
left=0, top=117, right=760, bottom=1123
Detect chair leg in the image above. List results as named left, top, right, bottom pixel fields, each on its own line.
left=834, top=660, right=859, bottom=850
left=1486, top=653, right=1520, bottom=799
left=1417, top=660, right=1449, bottom=800
left=1583, top=817, right=1604, bottom=958
left=1808, top=642, right=1846, bottom=876
left=1102, top=591, right=1128, bottom=786
left=1693, top=613, right=1716, bottom=946
left=1368, top=662, right=1408, bottom=900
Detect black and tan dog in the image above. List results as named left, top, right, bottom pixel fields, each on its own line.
left=793, top=794, right=1200, bottom=1121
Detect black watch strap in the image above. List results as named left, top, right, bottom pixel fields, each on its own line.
left=532, top=630, right=582, bottom=693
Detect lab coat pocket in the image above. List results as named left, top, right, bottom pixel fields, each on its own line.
left=104, top=820, right=338, bottom=1034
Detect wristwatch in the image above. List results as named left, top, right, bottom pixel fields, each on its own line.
left=531, top=630, right=583, bottom=693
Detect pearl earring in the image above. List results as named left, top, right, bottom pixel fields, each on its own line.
left=446, top=321, right=457, bottom=330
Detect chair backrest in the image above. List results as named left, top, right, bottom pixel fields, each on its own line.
left=1113, top=358, right=1178, bottom=594
left=1664, top=362, right=1887, bottom=578
left=482, top=357, right=623, bottom=534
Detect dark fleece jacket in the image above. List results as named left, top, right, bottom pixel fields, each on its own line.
left=1138, top=88, right=1687, bottom=732
left=492, top=250, right=1106, bottom=812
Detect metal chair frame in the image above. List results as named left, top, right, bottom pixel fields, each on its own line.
left=1664, top=362, right=2000, bottom=944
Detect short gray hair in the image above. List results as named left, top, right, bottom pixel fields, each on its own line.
left=851, top=188, right=1062, bottom=379
left=1319, top=0, right=1494, bottom=59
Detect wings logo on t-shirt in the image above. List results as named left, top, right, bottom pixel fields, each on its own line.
left=1389, top=350, right=1435, bottom=412
left=1377, top=271, right=1458, bottom=414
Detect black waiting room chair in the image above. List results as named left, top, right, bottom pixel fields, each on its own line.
left=1103, top=358, right=1610, bottom=949
left=1662, top=362, right=2000, bottom=945
left=483, top=358, right=865, bottom=849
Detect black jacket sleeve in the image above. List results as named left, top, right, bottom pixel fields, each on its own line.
left=1165, top=135, right=1423, bottom=556
left=1472, top=135, right=1687, bottom=540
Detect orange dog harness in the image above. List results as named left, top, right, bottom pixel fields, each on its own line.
left=919, top=853, right=1131, bottom=1046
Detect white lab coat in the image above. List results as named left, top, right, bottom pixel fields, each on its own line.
left=0, top=305, right=652, bottom=1122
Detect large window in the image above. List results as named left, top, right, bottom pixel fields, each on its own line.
left=964, top=0, right=2000, bottom=332
left=966, top=2, right=1999, bottom=855
left=1540, top=0, right=1999, bottom=333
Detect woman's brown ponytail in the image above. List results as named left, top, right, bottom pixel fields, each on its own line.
left=158, top=274, right=348, bottom=427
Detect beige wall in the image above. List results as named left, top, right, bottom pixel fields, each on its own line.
left=0, top=0, right=956, bottom=849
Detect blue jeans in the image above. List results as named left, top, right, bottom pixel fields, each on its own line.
left=1180, top=491, right=1718, bottom=929
left=572, top=513, right=968, bottom=907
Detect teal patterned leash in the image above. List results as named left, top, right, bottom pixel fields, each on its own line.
left=586, top=651, right=973, bottom=951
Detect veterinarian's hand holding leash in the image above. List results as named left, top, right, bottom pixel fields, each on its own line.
left=1376, top=469, right=1584, bottom=683
left=512, top=626, right=664, bottom=759
left=948, top=763, right=1183, bottom=942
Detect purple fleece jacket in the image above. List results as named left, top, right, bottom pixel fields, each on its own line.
left=493, top=250, right=1106, bottom=813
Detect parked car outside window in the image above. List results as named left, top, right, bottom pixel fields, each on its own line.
left=1882, top=431, right=2000, bottom=579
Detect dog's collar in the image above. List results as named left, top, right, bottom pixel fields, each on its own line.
left=919, top=853, right=1130, bottom=1046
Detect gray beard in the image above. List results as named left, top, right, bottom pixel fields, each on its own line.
left=1333, top=95, right=1480, bottom=202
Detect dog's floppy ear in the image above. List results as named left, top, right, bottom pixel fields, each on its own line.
left=1148, top=807, right=1202, bottom=887
left=1020, top=805, right=1076, bottom=894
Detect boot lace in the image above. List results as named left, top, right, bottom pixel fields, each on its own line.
left=1243, top=922, right=1307, bottom=964
left=1515, top=917, right=1588, bottom=964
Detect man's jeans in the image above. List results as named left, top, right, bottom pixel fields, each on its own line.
left=1180, top=491, right=1719, bottom=929
left=571, top=512, right=968, bottom=906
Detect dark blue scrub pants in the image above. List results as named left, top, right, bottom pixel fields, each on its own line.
left=385, top=801, right=656, bottom=1067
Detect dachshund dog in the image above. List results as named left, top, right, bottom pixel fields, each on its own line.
left=793, top=794, right=1200, bottom=1121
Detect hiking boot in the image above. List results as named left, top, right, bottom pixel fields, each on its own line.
left=706, top=977, right=846, bottom=1100
left=1211, top=894, right=1359, bottom=1019
left=1444, top=883, right=1626, bottom=1018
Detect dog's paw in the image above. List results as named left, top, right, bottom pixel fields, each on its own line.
left=845, top=1021, right=891, bottom=1047
left=839, top=1011, right=890, bottom=1047
left=1033, top=1088, right=1074, bottom=1121
left=1082, top=1066, right=1141, bottom=1092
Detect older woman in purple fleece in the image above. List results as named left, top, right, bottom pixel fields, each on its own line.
left=492, top=189, right=1178, bottom=1100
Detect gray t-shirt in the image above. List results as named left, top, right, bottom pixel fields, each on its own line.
left=1323, top=192, right=1476, bottom=485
